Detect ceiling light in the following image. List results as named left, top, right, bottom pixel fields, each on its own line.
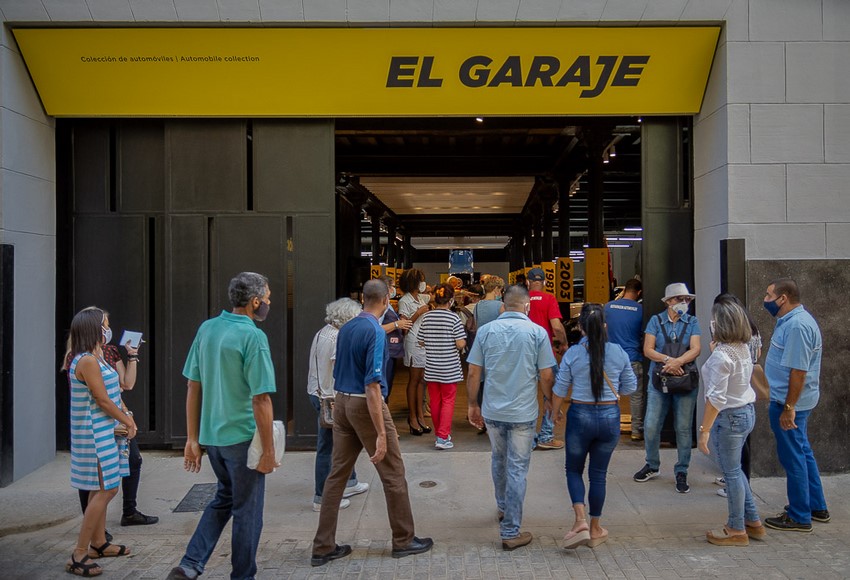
left=475, top=117, right=484, bottom=123
left=609, top=145, right=616, bottom=158
left=637, top=117, right=642, bottom=123
left=624, top=226, right=643, bottom=231
left=608, top=244, right=631, bottom=248
left=603, top=151, right=610, bottom=164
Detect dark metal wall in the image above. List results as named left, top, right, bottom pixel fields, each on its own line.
left=0, top=245, right=13, bottom=487
left=56, top=119, right=335, bottom=448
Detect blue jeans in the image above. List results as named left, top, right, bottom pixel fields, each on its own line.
left=643, top=385, right=698, bottom=474
left=485, top=419, right=535, bottom=540
left=535, top=365, right=558, bottom=445
left=565, top=404, right=620, bottom=518
left=768, top=402, right=827, bottom=524
left=181, top=441, right=265, bottom=580
left=309, top=395, right=357, bottom=503
left=710, top=404, right=759, bottom=530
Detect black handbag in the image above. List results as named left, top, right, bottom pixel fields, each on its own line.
left=651, top=314, right=699, bottom=394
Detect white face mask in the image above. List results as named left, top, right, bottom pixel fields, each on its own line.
left=102, top=327, right=112, bottom=344
left=418, top=281, right=427, bottom=293
left=389, top=289, right=397, bottom=299
left=671, top=302, right=689, bottom=317
left=709, top=320, right=716, bottom=337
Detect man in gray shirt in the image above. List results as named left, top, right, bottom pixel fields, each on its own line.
left=467, top=285, right=556, bottom=551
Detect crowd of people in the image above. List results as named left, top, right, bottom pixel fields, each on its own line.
left=61, top=269, right=830, bottom=577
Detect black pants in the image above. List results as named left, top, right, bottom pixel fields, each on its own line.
left=79, top=437, right=143, bottom=517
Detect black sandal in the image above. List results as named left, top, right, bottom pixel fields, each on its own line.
left=66, top=553, right=102, bottom=576
left=88, top=541, right=130, bottom=558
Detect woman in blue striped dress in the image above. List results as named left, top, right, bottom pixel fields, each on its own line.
left=63, top=307, right=136, bottom=576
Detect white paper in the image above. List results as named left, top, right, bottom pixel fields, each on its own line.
left=119, top=330, right=143, bottom=348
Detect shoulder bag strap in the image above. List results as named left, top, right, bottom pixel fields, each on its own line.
left=657, top=313, right=679, bottom=344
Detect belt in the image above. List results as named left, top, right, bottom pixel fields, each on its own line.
left=337, top=392, right=368, bottom=399
left=571, top=400, right=618, bottom=406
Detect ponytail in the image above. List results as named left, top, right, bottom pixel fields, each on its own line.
left=579, top=303, right=608, bottom=401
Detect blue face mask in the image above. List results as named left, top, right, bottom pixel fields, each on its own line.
left=763, top=299, right=781, bottom=317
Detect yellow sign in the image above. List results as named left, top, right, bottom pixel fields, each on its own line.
left=542, top=261, right=556, bottom=296
left=584, top=249, right=610, bottom=304
left=386, top=267, right=396, bottom=285
left=14, top=27, right=719, bottom=117
left=370, top=265, right=382, bottom=280
left=556, top=258, right=574, bottom=303
left=508, top=271, right=516, bottom=285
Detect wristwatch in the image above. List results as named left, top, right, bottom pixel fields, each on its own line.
left=783, top=403, right=795, bottom=412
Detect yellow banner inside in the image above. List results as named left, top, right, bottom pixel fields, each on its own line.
left=14, top=27, right=719, bottom=117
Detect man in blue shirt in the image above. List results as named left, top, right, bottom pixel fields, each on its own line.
left=467, top=284, right=557, bottom=551
left=311, top=279, right=433, bottom=566
left=604, top=278, right=644, bottom=440
left=762, top=278, right=829, bottom=532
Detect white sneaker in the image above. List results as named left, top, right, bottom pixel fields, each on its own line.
left=716, top=488, right=728, bottom=498
left=714, top=477, right=726, bottom=487
left=312, top=498, right=351, bottom=512
left=343, top=482, right=370, bottom=498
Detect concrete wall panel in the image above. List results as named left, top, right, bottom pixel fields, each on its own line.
left=722, top=0, right=748, bottom=42
left=749, top=0, right=822, bottom=42
left=824, top=0, right=850, bottom=41
left=600, top=0, right=647, bottom=22
left=698, top=40, right=727, bottom=120
left=825, top=105, right=850, bottom=163
left=348, top=0, right=389, bottom=23
left=730, top=223, right=826, bottom=260
left=87, top=0, right=134, bottom=21
left=302, top=0, right=345, bottom=22
left=640, top=0, right=687, bottom=23
left=0, top=1, right=49, bottom=21
left=727, top=104, right=750, bottom=164
left=4, top=230, right=55, bottom=481
left=726, top=42, right=785, bottom=104
left=787, top=164, right=850, bottom=223
left=218, top=0, right=261, bottom=22
left=257, top=0, right=302, bottom=22
left=694, top=167, right=729, bottom=231
left=390, top=0, right=432, bottom=23
left=827, top=223, right=850, bottom=258
left=476, top=0, right=520, bottom=22
left=0, top=110, right=54, bottom=182
left=693, top=106, right=727, bottom=178
left=516, top=0, right=560, bottom=23
left=728, top=164, right=786, bottom=224
left=556, top=0, right=605, bottom=22
left=0, top=47, right=48, bottom=125
left=433, top=0, right=476, bottom=23
left=0, top=169, right=54, bottom=236
left=750, top=104, right=824, bottom=164
left=679, top=0, right=732, bottom=21
left=127, top=0, right=179, bottom=21
left=787, top=43, right=850, bottom=104
left=43, top=0, right=92, bottom=21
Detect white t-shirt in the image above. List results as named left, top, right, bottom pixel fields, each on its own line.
left=702, top=343, right=756, bottom=411
left=306, top=324, right=338, bottom=398
left=398, top=292, right=429, bottom=350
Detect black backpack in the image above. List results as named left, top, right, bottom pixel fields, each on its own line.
left=651, top=314, right=700, bottom=394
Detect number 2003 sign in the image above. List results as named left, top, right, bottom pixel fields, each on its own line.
left=556, top=257, right=574, bottom=303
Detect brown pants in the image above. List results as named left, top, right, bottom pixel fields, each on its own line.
left=312, top=393, right=415, bottom=555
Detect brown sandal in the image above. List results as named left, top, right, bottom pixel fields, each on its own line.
left=88, top=541, right=130, bottom=559
left=66, top=553, right=103, bottom=576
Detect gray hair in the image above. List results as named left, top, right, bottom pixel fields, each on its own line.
left=325, top=298, right=362, bottom=328
left=228, top=272, right=269, bottom=308
left=711, top=300, right=752, bottom=345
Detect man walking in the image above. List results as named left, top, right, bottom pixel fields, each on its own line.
left=604, top=278, right=645, bottom=440
left=467, top=284, right=557, bottom=550
left=526, top=267, right=566, bottom=450
left=762, top=278, right=830, bottom=532
left=168, top=272, right=278, bottom=580
left=311, top=279, right=433, bottom=566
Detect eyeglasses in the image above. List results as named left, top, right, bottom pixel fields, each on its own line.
left=670, top=296, right=693, bottom=304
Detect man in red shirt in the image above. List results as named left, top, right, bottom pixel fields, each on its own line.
left=526, top=268, right=567, bottom=450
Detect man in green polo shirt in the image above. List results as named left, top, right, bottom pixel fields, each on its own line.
left=168, top=272, right=277, bottom=580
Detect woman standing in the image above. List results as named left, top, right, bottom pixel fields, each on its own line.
left=633, top=282, right=702, bottom=494
left=398, top=268, right=432, bottom=435
left=379, top=275, right=412, bottom=402
left=552, top=304, right=636, bottom=548
left=698, top=298, right=766, bottom=546
left=417, top=283, right=466, bottom=449
left=63, top=307, right=136, bottom=576
left=306, top=298, right=370, bottom=512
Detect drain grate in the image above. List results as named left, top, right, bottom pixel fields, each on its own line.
left=174, top=483, right=218, bottom=513
left=419, top=481, right=437, bottom=488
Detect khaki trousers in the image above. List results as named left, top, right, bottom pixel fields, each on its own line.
left=312, top=393, right=415, bottom=555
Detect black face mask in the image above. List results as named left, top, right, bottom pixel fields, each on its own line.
left=254, top=300, right=270, bottom=322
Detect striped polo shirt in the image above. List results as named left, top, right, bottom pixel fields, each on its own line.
left=417, top=308, right=466, bottom=383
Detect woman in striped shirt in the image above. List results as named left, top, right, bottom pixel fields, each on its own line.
left=417, top=284, right=467, bottom=450
left=64, top=307, right=137, bottom=576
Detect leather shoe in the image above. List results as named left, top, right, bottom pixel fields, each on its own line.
left=502, top=531, right=533, bottom=551
left=392, top=536, right=434, bottom=558
left=120, top=511, right=159, bottom=526
left=311, top=544, right=352, bottom=567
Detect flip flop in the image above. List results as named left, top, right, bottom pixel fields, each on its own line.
left=562, top=529, right=591, bottom=549
left=587, top=531, right=609, bottom=548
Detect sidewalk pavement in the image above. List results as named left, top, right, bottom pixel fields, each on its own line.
left=0, top=446, right=848, bottom=579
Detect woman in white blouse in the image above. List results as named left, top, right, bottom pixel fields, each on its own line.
left=697, top=298, right=766, bottom=546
